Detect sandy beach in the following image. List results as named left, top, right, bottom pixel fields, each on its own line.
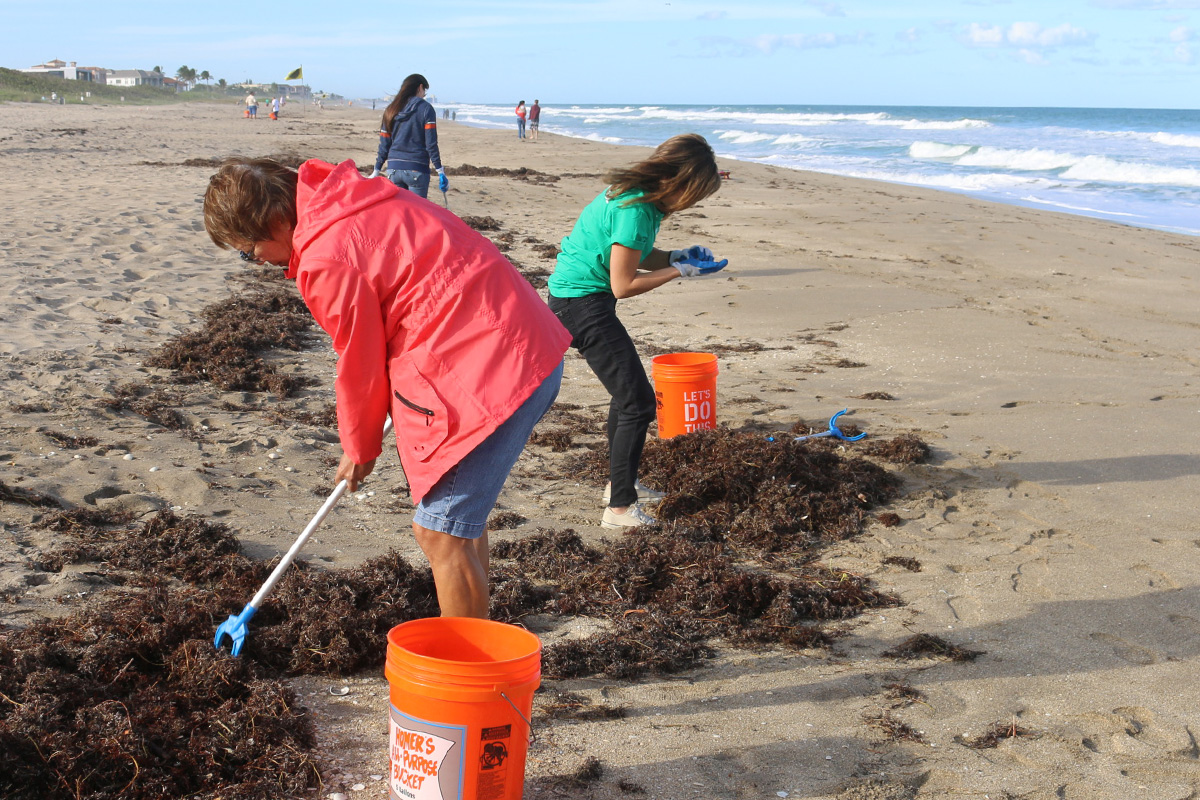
left=2, top=100, right=1199, bottom=800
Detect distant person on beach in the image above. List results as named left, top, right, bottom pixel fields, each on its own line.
left=244, top=92, right=257, bottom=119
left=547, top=134, right=727, bottom=529
left=529, top=100, right=541, bottom=141
left=373, top=73, right=448, bottom=200
left=203, top=157, right=570, bottom=618
left=515, top=100, right=527, bottom=140
left=270, top=97, right=280, bottom=120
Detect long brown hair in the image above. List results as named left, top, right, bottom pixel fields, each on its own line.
left=605, top=133, right=721, bottom=215
left=380, top=73, right=429, bottom=131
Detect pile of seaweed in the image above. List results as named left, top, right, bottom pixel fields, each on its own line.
left=1, top=422, right=925, bottom=797
left=144, top=287, right=314, bottom=396
left=1, top=509, right=439, bottom=800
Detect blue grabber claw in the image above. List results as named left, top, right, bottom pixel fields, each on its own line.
left=793, top=409, right=867, bottom=443
left=214, top=604, right=258, bottom=657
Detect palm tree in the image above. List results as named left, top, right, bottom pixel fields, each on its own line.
left=152, top=65, right=163, bottom=74
left=199, top=70, right=211, bottom=87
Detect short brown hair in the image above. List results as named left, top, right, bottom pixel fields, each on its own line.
left=203, top=157, right=299, bottom=250
left=605, top=133, right=721, bottom=215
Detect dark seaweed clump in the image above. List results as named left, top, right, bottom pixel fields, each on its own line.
left=639, top=426, right=905, bottom=554
left=882, top=633, right=983, bottom=662
left=491, top=528, right=898, bottom=678
left=956, top=720, right=1039, bottom=749
left=862, top=434, right=931, bottom=464
left=0, top=586, right=321, bottom=800
left=0, top=509, right=441, bottom=800
left=145, top=288, right=314, bottom=396
left=0, top=481, right=60, bottom=508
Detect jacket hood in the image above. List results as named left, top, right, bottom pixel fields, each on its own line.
left=393, top=96, right=422, bottom=123
left=290, top=159, right=398, bottom=266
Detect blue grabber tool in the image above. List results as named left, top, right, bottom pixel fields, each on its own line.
left=769, top=409, right=867, bottom=444
left=215, top=417, right=394, bottom=656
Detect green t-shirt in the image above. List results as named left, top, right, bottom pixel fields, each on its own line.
left=548, top=189, right=664, bottom=298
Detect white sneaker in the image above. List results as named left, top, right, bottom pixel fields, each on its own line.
left=601, top=503, right=658, bottom=529
left=602, top=481, right=666, bottom=505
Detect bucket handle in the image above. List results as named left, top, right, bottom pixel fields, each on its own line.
left=500, top=691, right=536, bottom=745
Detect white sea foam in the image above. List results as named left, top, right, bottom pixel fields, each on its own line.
left=910, top=143, right=1081, bottom=171
left=909, top=142, right=973, bottom=159
left=774, top=133, right=814, bottom=145
left=1061, top=155, right=1200, bottom=187
left=869, top=118, right=991, bottom=130
left=716, top=130, right=776, bottom=144
left=1149, top=131, right=1200, bottom=149
left=1018, top=196, right=1143, bottom=217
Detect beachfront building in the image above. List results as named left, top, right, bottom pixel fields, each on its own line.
left=21, top=60, right=99, bottom=83
left=232, top=81, right=311, bottom=99
left=107, top=70, right=164, bottom=88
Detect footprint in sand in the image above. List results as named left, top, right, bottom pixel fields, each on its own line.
left=1130, top=563, right=1180, bottom=589
left=1089, top=632, right=1158, bottom=665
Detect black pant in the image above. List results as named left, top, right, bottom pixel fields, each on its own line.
left=549, top=293, right=656, bottom=508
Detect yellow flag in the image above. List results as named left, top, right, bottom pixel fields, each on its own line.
left=285, top=67, right=303, bottom=81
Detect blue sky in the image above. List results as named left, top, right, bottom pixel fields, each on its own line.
left=3, top=0, right=1198, bottom=107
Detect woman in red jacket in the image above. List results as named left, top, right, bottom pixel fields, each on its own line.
left=204, top=156, right=570, bottom=618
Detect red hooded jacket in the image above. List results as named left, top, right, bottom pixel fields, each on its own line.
left=286, top=159, right=570, bottom=502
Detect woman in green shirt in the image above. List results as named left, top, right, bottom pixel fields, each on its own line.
left=548, top=134, right=728, bottom=528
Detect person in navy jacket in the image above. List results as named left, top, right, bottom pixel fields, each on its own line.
left=373, top=73, right=447, bottom=199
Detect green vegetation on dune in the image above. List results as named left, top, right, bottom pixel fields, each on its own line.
left=0, top=67, right=239, bottom=106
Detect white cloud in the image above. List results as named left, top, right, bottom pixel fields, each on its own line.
left=1169, top=24, right=1195, bottom=41
left=963, top=21, right=1095, bottom=49
left=745, top=31, right=863, bottom=53
left=1176, top=42, right=1196, bottom=60
left=896, top=26, right=922, bottom=43
left=805, top=0, right=846, bottom=16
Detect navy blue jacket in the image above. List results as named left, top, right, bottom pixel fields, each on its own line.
left=375, top=97, right=442, bottom=175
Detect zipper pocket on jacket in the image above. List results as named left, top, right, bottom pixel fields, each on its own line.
left=394, top=390, right=435, bottom=425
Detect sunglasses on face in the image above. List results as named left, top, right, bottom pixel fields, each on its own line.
left=239, top=249, right=265, bottom=265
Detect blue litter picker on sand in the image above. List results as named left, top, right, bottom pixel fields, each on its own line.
left=768, top=409, right=867, bottom=443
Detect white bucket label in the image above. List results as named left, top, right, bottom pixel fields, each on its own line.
left=389, top=706, right=464, bottom=800
left=681, top=388, right=714, bottom=432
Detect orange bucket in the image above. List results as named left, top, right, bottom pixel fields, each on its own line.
left=651, top=352, right=718, bottom=438
left=385, top=618, right=541, bottom=800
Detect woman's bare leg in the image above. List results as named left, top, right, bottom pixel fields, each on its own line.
left=413, top=522, right=489, bottom=618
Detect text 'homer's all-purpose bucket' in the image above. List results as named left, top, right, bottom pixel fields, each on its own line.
left=651, top=352, right=718, bottom=438
left=385, top=618, right=541, bottom=800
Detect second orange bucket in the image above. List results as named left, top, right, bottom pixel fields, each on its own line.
left=650, top=352, right=718, bottom=438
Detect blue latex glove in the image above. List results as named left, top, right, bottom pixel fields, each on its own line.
left=669, top=245, right=715, bottom=265
left=438, top=171, right=449, bottom=192
left=674, top=256, right=729, bottom=277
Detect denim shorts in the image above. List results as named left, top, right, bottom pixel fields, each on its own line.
left=413, top=360, right=563, bottom=539
left=386, top=168, right=431, bottom=199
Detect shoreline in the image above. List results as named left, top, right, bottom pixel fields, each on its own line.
left=2, top=101, right=1199, bottom=799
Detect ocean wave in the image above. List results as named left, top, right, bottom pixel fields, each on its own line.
left=910, top=143, right=1081, bottom=172
left=869, top=118, right=991, bottom=130
left=809, top=165, right=1043, bottom=192
left=1018, top=196, right=1144, bottom=218
left=716, top=130, right=776, bottom=144
left=774, top=133, right=814, bottom=145
left=1061, top=155, right=1200, bottom=187
left=1149, top=131, right=1200, bottom=149
left=909, top=142, right=973, bottom=159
